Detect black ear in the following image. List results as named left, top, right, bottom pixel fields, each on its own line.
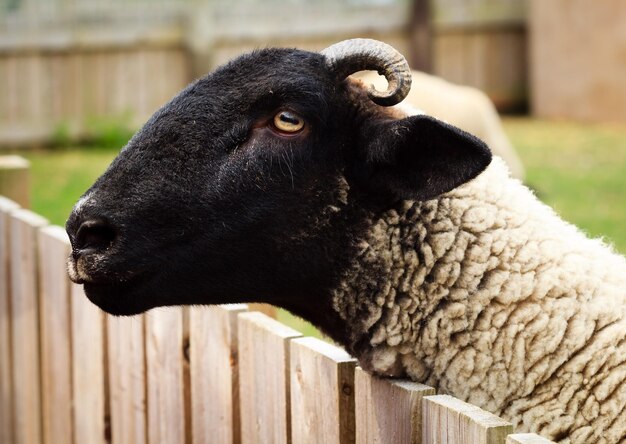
left=353, top=114, right=492, bottom=201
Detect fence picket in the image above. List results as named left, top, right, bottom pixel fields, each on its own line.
left=71, top=282, right=106, bottom=444
left=108, top=314, right=147, bottom=444
left=506, top=433, right=556, bottom=443
left=0, top=196, right=19, bottom=444
left=146, top=307, right=187, bottom=444
left=182, top=307, right=192, bottom=444
left=0, top=156, right=30, bottom=208
left=248, top=303, right=277, bottom=319
left=238, top=312, right=302, bottom=444
left=38, top=226, right=73, bottom=444
left=190, top=304, right=247, bottom=444
left=289, top=337, right=356, bottom=444
left=423, top=394, right=513, bottom=444
left=355, top=367, right=435, bottom=443
left=9, top=209, right=48, bottom=444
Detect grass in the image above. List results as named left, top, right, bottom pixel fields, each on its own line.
left=502, top=118, right=626, bottom=253
left=17, top=147, right=119, bottom=227
left=2, top=117, right=625, bottom=336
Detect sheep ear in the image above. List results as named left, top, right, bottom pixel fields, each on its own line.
left=355, top=114, right=492, bottom=201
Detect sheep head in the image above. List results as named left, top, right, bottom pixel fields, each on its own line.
left=66, top=39, right=491, bottom=344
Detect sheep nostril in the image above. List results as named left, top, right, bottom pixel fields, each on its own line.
left=74, top=218, right=117, bottom=256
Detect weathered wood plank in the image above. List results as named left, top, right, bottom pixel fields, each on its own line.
left=71, top=282, right=106, bottom=444
left=506, top=433, right=556, bottom=444
left=145, top=307, right=186, bottom=444
left=0, top=196, right=19, bottom=444
left=462, top=406, right=514, bottom=443
left=37, top=226, right=73, bottom=444
left=248, top=303, right=277, bottom=319
left=182, top=307, right=192, bottom=444
left=0, top=155, right=30, bottom=208
left=289, top=337, right=356, bottom=444
left=423, top=394, right=513, bottom=444
left=355, top=367, right=435, bottom=444
left=189, top=304, right=247, bottom=444
left=108, top=314, right=147, bottom=444
left=10, top=209, right=48, bottom=444
left=238, top=312, right=302, bottom=444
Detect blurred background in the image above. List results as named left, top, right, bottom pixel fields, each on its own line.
left=0, top=0, right=624, bottom=248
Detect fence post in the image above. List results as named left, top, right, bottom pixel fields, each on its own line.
left=355, top=367, right=435, bottom=443
left=108, top=314, right=147, bottom=444
left=9, top=209, right=48, bottom=444
left=0, top=197, right=19, bottom=444
left=145, top=307, right=187, bottom=444
left=248, top=303, right=277, bottom=319
left=238, top=312, right=302, bottom=444
left=38, top=226, right=73, bottom=444
left=190, top=304, right=247, bottom=444
left=289, top=337, right=356, bottom=444
left=506, top=434, right=556, bottom=443
left=423, top=394, right=513, bottom=444
left=0, top=155, right=30, bottom=208
left=70, top=282, right=106, bottom=444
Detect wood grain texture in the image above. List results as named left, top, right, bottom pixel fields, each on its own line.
left=248, top=303, right=277, bottom=319
left=238, top=311, right=302, bottom=444
left=506, top=433, right=556, bottom=444
left=0, top=196, right=19, bottom=444
left=37, top=226, right=73, bottom=444
left=145, top=307, right=186, bottom=444
left=182, top=307, right=192, bottom=444
left=355, top=367, right=435, bottom=444
left=190, top=304, right=247, bottom=444
left=9, top=209, right=48, bottom=444
left=0, top=155, right=30, bottom=208
left=289, top=337, right=356, bottom=444
left=108, top=314, right=147, bottom=444
left=423, top=394, right=513, bottom=444
left=433, top=28, right=527, bottom=110
left=71, top=282, right=106, bottom=444
left=0, top=45, right=190, bottom=145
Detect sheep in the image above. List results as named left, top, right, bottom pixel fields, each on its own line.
left=65, top=39, right=626, bottom=443
left=353, top=70, right=525, bottom=179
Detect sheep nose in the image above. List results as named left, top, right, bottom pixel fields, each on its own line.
left=71, top=218, right=117, bottom=258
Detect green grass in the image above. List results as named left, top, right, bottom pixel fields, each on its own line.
left=17, top=147, right=119, bottom=226
left=502, top=117, right=626, bottom=254
left=2, top=117, right=625, bottom=336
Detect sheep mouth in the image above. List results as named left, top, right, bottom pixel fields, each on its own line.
left=81, top=273, right=155, bottom=316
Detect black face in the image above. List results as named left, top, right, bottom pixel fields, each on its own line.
left=66, top=47, right=491, bottom=326
left=67, top=49, right=357, bottom=316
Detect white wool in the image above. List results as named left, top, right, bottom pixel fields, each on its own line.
left=332, top=157, right=626, bottom=443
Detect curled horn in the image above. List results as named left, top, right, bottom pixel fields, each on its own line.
left=321, top=38, right=412, bottom=107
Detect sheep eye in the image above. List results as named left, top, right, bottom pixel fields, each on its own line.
left=273, top=110, right=305, bottom=133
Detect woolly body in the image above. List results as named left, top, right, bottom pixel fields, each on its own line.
left=333, top=154, right=626, bottom=443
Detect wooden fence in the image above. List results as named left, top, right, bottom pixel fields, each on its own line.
left=0, top=194, right=554, bottom=444
left=0, top=0, right=529, bottom=147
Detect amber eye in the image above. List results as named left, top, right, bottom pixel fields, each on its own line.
left=273, top=110, right=305, bottom=133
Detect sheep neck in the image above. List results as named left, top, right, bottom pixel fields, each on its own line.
left=330, top=158, right=626, bottom=428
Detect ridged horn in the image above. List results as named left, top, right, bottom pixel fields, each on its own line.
left=321, top=38, right=412, bottom=107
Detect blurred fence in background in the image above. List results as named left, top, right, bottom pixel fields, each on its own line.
left=529, top=0, right=626, bottom=123
left=0, top=0, right=530, bottom=147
